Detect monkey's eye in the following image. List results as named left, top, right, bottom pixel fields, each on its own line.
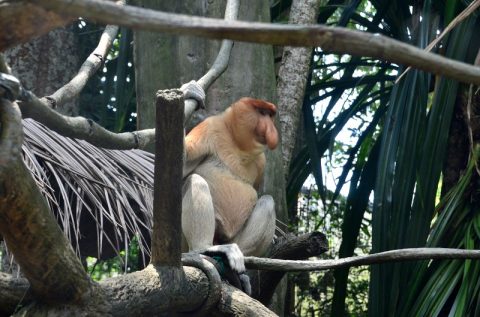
left=257, top=108, right=270, bottom=116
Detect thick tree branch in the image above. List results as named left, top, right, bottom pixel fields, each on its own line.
left=0, top=272, right=31, bottom=315
left=100, top=265, right=207, bottom=315
left=251, top=232, right=328, bottom=304
left=31, top=0, right=480, bottom=86
left=214, top=284, right=278, bottom=317
left=246, top=248, right=480, bottom=272
left=0, top=97, right=92, bottom=303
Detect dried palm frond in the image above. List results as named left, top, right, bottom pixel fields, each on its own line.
left=22, top=118, right=154, bottom=264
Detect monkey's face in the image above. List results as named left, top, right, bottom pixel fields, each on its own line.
left=230, top=98, right=279, bottom=153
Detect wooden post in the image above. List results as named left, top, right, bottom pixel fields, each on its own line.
left=151, top=89, right=184, bottom=266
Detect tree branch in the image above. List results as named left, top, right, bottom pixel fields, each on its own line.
left=251, top=232, right=328, bottom=304
left=0, top=96, right=92, bottom=303
left=46, top=24, right=120, bottom=109
left=31, top=0, right=480, bottom=86
left=183, top=0, right=238, bottom=122
left=0, top=272, right=31, bottom=315
left=18, top=90, right=155, bottom=149
left=245, top=248, right=480, bottom=272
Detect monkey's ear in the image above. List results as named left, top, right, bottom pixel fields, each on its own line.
left=239, top=97, right=277, bottom=116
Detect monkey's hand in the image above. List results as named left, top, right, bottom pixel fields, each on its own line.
left=180, top=80, right=205, bottom=110
left=202, top=244, right=252, bottom=295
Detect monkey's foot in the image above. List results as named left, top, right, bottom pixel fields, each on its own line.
left=201, top=244, right=252, bottom=295
left=207, top=255, right=251, bottom=296
left=203, top=243, right=245, bottom=273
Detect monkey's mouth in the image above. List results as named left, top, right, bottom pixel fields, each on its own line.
left=256, top=135, right=267, bottom=146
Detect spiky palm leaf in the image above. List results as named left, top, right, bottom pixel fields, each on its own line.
left=287, top=0, right=479, bottom=315
left=22, top=118, right=154, bottom=263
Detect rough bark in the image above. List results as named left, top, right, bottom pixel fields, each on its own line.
left=0, top=272, right=31, bottom=315
left=100, top=265, right=207, bottom=316
left=250, top=232, right=328, bottom=305
left=131, top=0, right=208, bottom=152
left=277, top=0, right=322, bottom=174
left=5, top=26, right=81, bottom=115
left=442, top=87, right=470, bottom=195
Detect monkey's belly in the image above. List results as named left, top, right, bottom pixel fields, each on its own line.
left=198, top=170, right=257, bottom=242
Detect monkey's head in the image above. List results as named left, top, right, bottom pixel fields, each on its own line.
left=226, top=97, right=279, bottom=153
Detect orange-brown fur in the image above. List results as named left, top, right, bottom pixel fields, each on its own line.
left=184, top=97, right=278, bottom=242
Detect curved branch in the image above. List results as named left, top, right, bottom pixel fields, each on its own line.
left=245, top=247, right=480, bottom=272
left=45, top=0, right=125, bottom=109
left=19, top=90, right=154, bottom=149
left=46, top=24, right=120, bottom=109
left=31, top=0, right=480, bottom=86
left=184, top=0, right=239, bottom=122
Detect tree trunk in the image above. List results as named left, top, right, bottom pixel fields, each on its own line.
left=4, top=26, right=81, bottom=115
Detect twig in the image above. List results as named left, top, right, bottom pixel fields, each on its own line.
left=31, top=0, right=480, bottom=86
left=245, top=248, right=480, bottom=272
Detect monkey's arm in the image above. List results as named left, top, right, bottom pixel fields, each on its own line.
left=183, top=120, right=211, bottom=177
left=253, top=154, right=266, bottom=190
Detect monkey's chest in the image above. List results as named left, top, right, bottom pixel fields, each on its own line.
left=195, top=164, right=258, bottom=241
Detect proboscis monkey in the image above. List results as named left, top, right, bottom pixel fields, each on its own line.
left=182, top=96, right=278, bottom=293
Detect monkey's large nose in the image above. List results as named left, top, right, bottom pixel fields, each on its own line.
left=266, top=124, right=278, bottom=150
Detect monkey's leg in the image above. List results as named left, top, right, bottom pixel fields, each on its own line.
left=182, top=174, right=215, bottom=251
left=233, top=195, right=276, bottom=257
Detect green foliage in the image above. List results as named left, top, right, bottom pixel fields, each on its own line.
left=370, top=5, right=477, bottom=317
left=87, top=237, right=144, bottom=281
left=287, top=0, right=479, bottom=316
left=290, top=185, right=371, bottom=316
